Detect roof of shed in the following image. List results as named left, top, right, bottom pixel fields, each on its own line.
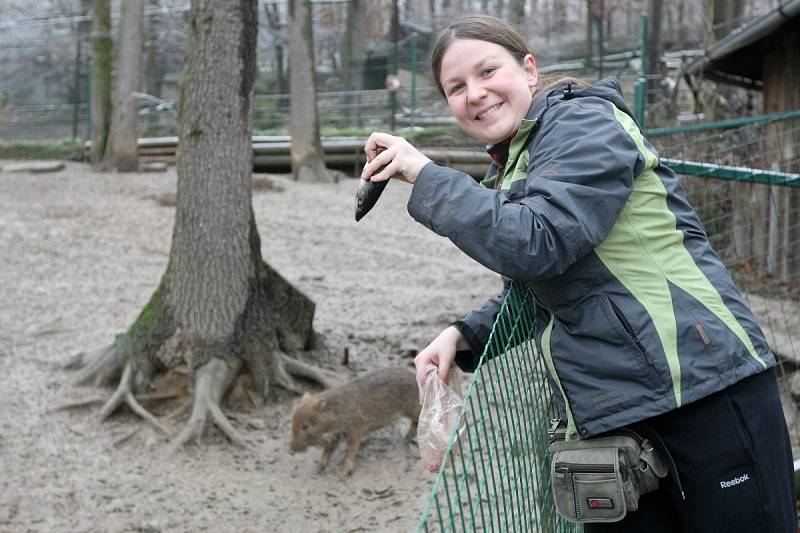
left=687, top=0, right=800, bottom=89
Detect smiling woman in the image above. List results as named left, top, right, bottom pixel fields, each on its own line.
left=357, top=13, right=796, bottom=533
left=436, top=39, right=537, bottom=144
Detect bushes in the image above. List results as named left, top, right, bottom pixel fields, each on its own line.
left=0, top=137, right=82, bottom=160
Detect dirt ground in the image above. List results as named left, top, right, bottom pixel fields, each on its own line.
left=0, top=160, right=501, bottom=533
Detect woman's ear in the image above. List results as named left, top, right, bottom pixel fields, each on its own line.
left=523, top=54, right=538, bottom=92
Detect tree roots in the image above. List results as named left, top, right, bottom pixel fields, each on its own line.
left=268, top=350, right=337, bottom=397
left=98, top=362, right=171, bottom=434
left=70, top=341, right=126, bottom=387
left=169, top=358, right=248, bottom=451
left=66, top=336, right=334, bottom=451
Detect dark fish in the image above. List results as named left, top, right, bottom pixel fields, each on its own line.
left=355, top=165, right=389, bottom=222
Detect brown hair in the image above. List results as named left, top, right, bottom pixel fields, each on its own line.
left=431, top=15, right=528, bottom=97
left=430, top=15, right=589, bottom=99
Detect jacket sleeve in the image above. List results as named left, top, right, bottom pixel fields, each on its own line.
left=452, top=277, right=511, bottom=372
left=408, top=100, right=646, bottom=281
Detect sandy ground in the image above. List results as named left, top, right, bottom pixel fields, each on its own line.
left=0, top=160, right=501, bottom=533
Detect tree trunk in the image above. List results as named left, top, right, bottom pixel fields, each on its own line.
left=71, top=0, right=331, bottom=449
left=288, top=0, right=331, bottom=182
left=706, top=0, right=744, bottom=120
left=646, top=0, right=663, bottom=105
left=763, top=27, right=800, bottom=280
left=711, top=0, right=743, bottom=43
left=72, top=15, right=86, bottom=142
left=144, top=0, right=164, bottom=98
left=342, top=0, right=366, bottom=126
left=665, top=1, right=674, bottom=41
left=585, top=0, right=595, bottom=69
left=263, top=3, right=286, bottom=94
left=90, top=0, right=112, bottom=166
left=103, top=0, right=145, bottom=172
left=544, top=0, right=552, bottom=43
left=511, top=0, right=525, bottom=24
left=625, top=0, right=633, bottom=36
left=553, top=1, right=567, bottom=39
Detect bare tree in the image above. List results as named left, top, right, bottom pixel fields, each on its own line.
left=646, top=0, right=663, bottom=104
left=342, top=0, right=366, bottom=126
left=71, top=1, right=91, bottom=141
left=710, top=0, right=744, bottom=43
left=144, top=0, right=162, bottom=98
left=68, top=0, right=330, bottom=448
left=677, top=0, right=687, bottom=44
left=103, top=0, right=145, bottom=171
left=89, top=0, right=112, bottom=166
left=263, top=2, right=287, bottom=94
left=511, top=0, right=526, bottom=23
left=586, top=0, right=599, bottom=70
left=288, top=0, right=331, bottom=182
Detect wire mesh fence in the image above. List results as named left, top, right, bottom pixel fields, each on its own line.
left=652, top=114, right=800, bottom=362
left=417, top=281, right=579, bottom=533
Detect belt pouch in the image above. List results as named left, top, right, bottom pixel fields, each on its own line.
left=549, top=432, right=665, bottom=524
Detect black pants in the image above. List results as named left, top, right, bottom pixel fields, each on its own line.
left=584, top=368, right=796, bottom=533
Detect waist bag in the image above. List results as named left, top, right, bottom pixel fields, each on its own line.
left=547, top=420, right=668, bottom=524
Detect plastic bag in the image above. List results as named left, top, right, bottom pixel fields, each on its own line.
left=417, top=364, right=465, bottom=472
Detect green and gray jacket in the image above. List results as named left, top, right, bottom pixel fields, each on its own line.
left=407, top=77, right=773, bottom=440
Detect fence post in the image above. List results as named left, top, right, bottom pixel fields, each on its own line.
left=410, top=32, right=417, bottom=130
left=389, top=0, right=399, bottom=131
left=86, top=63, right=92, bottom=143
left=635, top=12, right=647, bottom=129
left=598, top=0, right=605, bottom=80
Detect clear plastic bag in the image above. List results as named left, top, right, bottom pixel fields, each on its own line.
left=417, top=364, right=464, bottom=472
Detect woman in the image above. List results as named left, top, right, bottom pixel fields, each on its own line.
left=360, top=15, right=795, bottom=532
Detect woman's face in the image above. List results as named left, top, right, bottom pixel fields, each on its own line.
left=439, top=39, right=537, bottom=145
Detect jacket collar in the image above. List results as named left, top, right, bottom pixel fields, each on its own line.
left=481, top=77, right=627, bottom=190
left=530, top=76, right=631, bottom=120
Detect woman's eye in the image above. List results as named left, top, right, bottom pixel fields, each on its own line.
left=482, top=67, right=496, bottom=77
left=449, top=83, right=465, bottom=95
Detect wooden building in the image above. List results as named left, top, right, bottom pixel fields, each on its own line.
left=688, top=0, right=799, bottom=281
left=687, top=0, right=799, bottom=116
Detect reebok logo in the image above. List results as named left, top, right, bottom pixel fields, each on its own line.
left=719, top=474, right=750, bottom=489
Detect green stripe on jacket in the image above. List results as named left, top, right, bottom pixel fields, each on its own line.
left=595, top=106, right=767, bottom=407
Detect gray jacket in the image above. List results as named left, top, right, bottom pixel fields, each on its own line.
left=407, top=77, right=773, bottom=440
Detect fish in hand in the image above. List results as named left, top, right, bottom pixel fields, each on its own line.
left=354, top=164, right=388, bottom=222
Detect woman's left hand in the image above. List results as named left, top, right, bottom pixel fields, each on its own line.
left=361, top=132, right=431, bottom=185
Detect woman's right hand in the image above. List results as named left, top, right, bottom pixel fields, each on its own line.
left=362, top=132, right=431, bottom=185
left=414, top=325, right=466, bottom=385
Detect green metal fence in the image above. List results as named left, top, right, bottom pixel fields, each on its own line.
left=417, top=113, right=800, bottom=532
left=416, top=281, right=579, bottom=533
left=652, top=112, right=800, bottom=366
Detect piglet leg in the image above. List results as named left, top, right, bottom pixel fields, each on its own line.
left=318, top=434, right=341, bottom=473
left=340, top=434, right=363, bottom=476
